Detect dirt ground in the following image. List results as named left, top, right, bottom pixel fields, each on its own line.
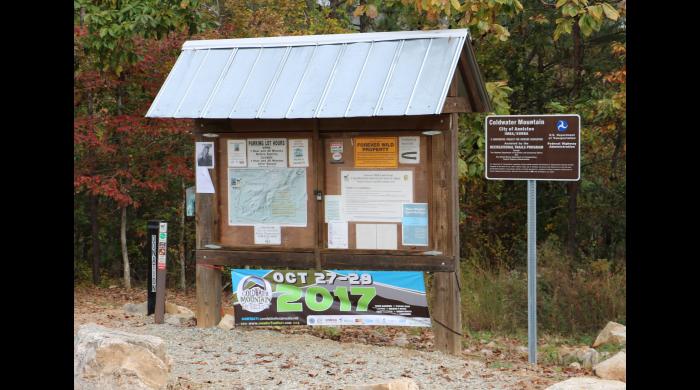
left=74, top=285, right=581, bottom=389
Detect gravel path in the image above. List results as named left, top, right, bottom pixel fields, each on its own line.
left=74, top=287, right=561, bottom=389
left=104, top=316, right=545, bottom=389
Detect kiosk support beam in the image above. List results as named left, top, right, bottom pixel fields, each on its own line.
left=431, top=106, right=463, bottom=355
left=194, top=130, right=222, bottom=328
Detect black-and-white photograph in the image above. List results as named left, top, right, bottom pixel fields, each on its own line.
left=196, top=142, right=215, bottom=168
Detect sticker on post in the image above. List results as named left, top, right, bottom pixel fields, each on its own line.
left=157, top=222, right=167, bottom=270
left=330, top=141, right=344, bottom=163
left=254, top=224, right=281, bottom=245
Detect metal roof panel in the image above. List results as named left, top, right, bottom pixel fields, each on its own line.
left=146, top=29, right=490, bottom=119
left=344, top=40, right=400, bottom=117
left=376, top=38, right=431, bottom=116
left=258, top=45, right=316, bottom=119
left=174, top=49, right=233, bottom=118
left=229, top=47, right=287, bottom=118
left=201, top=48, right=260, bottom=118
left=286, top=44, right=343, bottom=118
left=406, top=36, right=463, bottom=115
left=316, top=41, right=372, bottom=118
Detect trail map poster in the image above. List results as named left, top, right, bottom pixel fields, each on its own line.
left=228, top=168, right=307, bottom=226
left=231, top=269, right=430, bottom=327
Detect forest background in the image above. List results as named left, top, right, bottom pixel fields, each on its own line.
left=74, top=0, right=626, bottom=340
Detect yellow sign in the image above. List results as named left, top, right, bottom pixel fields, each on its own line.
left=354, top=137, right=398, bottom=168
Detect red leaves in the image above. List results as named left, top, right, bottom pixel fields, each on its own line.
left=75, top=27, right=195, bottom=208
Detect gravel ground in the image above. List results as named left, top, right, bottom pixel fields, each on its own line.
left=74, top=286, right=564, bottom=389
left=128, top=322, right=534, bottom=389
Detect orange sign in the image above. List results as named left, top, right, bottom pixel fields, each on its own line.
left=354, top=137, right=398, bottom=168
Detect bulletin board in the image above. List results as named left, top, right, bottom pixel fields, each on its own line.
left=213, top=131, right=434, bottom=253
left=217, top=132, right=317, bottom=249
left=321, top=132, right=432, bottom=252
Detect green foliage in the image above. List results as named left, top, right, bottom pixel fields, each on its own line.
left=75, top=0, right=214, bottom=75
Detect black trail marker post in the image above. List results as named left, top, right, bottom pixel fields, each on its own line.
left=146, top=220, right=161, bottom=315
left=148, top=220, right=168, bottom=323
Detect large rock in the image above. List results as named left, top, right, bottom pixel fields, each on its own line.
left=218, top=314, right=235, bottom=330
left=546, top=377, right=626, bottom=390
left=558, top=346, right=600, bottom=369
left=74, top=323, right=172, bottom=389
left=165, top=302, right=194, bottom=317
left=594, top=352, right=626, bottom=382
left=123, top=302, right=148, bottom=316
left=344, top=378, right=419, bottom=390
left=592, top=321, right=626, bottom=347
left=165, top=313, right=195, bottom=326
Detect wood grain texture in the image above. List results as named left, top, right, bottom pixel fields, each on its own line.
left=195, top=249, right=454, bottom=271
left=197, top=249, right=315, bottom=268
left=431, top=86, right=463, bottom=355
left=441, top=96, right=470, bottom=113
left=194, top=130, right=222, bottom=328
left=191, top=115, right=452, bottom=134
left=322, top=253, right=455, bottom=271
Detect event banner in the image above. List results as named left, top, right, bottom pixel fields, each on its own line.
left=231, top=269, right=430, bottom=327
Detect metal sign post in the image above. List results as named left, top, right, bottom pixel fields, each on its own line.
left=154, top=222, right=168, bottom=324
left=146, top=220, right=161, bottom=315
left=527, top=180, right=537, bottom=364
left=485, top=114, right=581, bottom=365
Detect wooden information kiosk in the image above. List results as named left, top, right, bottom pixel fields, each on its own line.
left=147, top=29, right=491, bottom=355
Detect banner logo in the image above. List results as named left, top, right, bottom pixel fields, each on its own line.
left=236, top=276, right=272, bottom=313
left=556, top=119, right=569, bottom=132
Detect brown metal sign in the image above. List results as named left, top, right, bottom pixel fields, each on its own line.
left=485, top=114, right=580, bottom=180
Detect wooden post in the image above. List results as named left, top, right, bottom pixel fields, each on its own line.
left=195, top=129, right=222, bottom=327
left=431, top=81, right=463, bottom=355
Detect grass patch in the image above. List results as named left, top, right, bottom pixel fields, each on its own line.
left=459, top=236, right=626, bottom=336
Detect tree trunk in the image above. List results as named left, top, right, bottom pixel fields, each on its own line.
left=121, top=205, right=131, bottom=289
left=216, top=0, right=222, bottom=28
left=609, top=119, right=624, bottom=181
left=359, top=0, right=371, bottom=32
left=566, top=18, right=584, bottom=259
left=90, top=195, right=101, bottom=285
left=566, top=182, right=578, bottom=258
left=571, top=18, right=584, bottom=97
left=179, top=179, right=187, bottom=291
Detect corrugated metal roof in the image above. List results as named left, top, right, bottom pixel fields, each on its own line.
left=146, top=29, right=484, bottom=119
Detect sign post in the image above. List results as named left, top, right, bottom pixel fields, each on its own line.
left=148, top=221, right=168, bottom=324
left=485, top=114, right=580, bottom=364
left=527, top=180, right=537, bottom=364
left=146, top=220, right=161, bottom=315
